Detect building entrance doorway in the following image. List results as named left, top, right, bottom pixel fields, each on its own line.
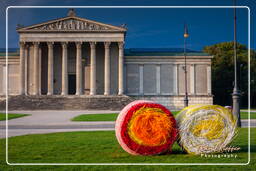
left=68, top=74, right=76, bottom=95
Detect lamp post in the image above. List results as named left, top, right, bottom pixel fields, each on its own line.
left=184, top=24, right=189, bottom=107
left=232, top=0, right=241, bottom=127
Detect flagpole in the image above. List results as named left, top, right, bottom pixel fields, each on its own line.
left=184, top=24, right=189, bottom=107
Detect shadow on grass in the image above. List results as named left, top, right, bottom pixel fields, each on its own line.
left=235, top=145, right=255, bottom=153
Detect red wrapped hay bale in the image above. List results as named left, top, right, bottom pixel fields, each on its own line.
left=115, top=100, right=178, bottom=155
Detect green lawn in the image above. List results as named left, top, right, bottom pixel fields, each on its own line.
left=0, top=113, right=30, bottom=121
left=72, top=113, right=119, bottom=121
left=241, top=112, right=256, bottom=119
left=72, top=111, right=179, bottom=121
left=72, top=111, right=255, bottom=121
left=0, top=128, right=254, bottom=170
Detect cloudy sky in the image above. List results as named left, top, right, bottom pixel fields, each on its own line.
left=0, top=0, right=255, bottom=51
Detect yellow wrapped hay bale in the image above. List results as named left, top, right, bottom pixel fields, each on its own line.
left=176, top=104, right=237, bottom=154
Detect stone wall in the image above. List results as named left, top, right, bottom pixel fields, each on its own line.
left=132, top=95, right=213, bottom=110
left=0, top=55, right=20, bottom=95
left=124, top=55, right=212, bottom=97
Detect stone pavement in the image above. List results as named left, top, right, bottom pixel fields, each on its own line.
left=0, top=110, right=255, bottom=138
left=0, top=110, right=117, bottom=138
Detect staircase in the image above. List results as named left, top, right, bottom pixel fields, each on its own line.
left=0, top=95, right=134, bottom=110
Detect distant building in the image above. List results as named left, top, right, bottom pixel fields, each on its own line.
left=0, top=10, right=213, bottom=109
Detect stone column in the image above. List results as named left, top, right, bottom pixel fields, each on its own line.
left=89, top=42, right=96, bottom=95
left=24, top=44, right=29, bottom=95
left=47, top=42, right=54, bottom=95
left=123, top=64, right=127, bottom=93
left=118, top=42, right=124, bottom=95
left=33, top=42, right=39, bottom=95
left=19, top=42, right=25, bottom=95
left=190, top=64, right=195, bottom=95
left=156, top=64, right=161, bottom=95
left=139, top=64, right=144, bottom=95
left=207, top=65, right=212, bottom=95
left=104, top=42, right=111, bottom=95
left=38, top=47, right=42, bottom=95
left=174, top=64, right=179, bottom=95
left=76, top=42, right=82, bottom=95
left=61, top=42, right=68, bottom=95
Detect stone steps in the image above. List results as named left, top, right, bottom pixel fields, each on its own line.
left=0, top=95, right=134, bottom=110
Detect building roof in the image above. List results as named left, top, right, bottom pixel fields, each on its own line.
left=124, top=48, right=210, bottom=56
left=0, top=48, right=210, bottom=57
left=16, top=9, right=126, bottom=33
left=0, top=48, right=18, bottom=52
left=0, top=48, right=19, bottom=56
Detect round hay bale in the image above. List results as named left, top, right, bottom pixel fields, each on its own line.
left=115, top=100, right=178, bottom=155
left=176, top=104, right=237, bottom=154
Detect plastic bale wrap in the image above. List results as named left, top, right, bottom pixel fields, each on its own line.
left=115, top=100, right=178, bottom=155
left=176, top=104, right=237, bottom=154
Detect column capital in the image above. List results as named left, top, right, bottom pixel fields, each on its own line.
left=19, top=42, right=25, bottom=48
left=89, top=42, right=96, bottom=49
left=61, top=42, right=68, bottom=48
left=76, top=42, right=82, bottom=48
left=33, top=42, right=39, bottom=46
left=118, top=42, right=124, bottom=49
left=104, top=42, right=111, bottom=49
left=47, top=42, right=54, bottom=47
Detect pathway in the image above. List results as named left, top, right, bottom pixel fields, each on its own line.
left=0, top=110, right=254, bottom=138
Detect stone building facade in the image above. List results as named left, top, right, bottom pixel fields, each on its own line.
left=0, top=10, right=213, bottom=110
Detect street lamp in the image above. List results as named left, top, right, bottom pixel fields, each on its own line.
left=232, top=0, right=241, bottom=127
left=184, top=24, right=189, bottom=107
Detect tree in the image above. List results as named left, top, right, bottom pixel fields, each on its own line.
left=203, top=42, right=256, bottom=108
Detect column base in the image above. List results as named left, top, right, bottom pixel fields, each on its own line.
left=104, top=93, right=110, bottom=95
left=47, top=92, right=53, bottom=95
left=118, top=89, right=123, bottom=95
left=19, top=91, right=25, bottom=95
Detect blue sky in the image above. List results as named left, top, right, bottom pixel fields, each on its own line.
left=0, top=0, right=255, bottom=51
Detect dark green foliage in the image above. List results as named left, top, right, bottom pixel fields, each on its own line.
left=203, top=42, right=256, bottom=107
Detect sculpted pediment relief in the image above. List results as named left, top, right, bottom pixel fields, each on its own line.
left=32, top=19, right=112, bottom=31
left=17, top=16, right=126, bottom=32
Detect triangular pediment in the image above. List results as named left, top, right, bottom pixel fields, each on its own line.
left=17, top=16, right=126, bottom=33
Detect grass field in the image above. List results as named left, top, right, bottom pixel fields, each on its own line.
left=0, top=128, right=254, bottom=170
left=72, top=111, right=255, bottom=121
left=71, top=113, right=119, bottom=121
left=241, top=112, right=256, bottom=119
left=0, top=113, right=30, bottom=121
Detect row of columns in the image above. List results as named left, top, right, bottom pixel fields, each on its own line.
left=19, top=41, right=124, bottom=96
left=135, top=64, right=211, bottom=95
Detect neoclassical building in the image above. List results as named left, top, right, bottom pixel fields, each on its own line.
left=0, top=9, right=213, bottom=110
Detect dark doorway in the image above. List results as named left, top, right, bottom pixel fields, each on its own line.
left=68, top=74, right=76, bottom=95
